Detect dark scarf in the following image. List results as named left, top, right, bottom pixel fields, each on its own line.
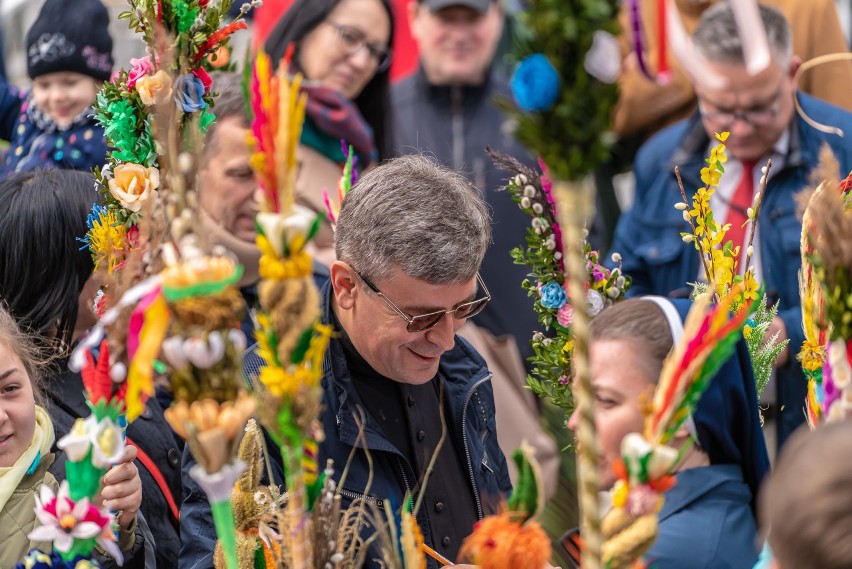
left=300, top=82, right=377, bottom=167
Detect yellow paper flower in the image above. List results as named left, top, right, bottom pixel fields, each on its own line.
left=136, top=70, right=173, bottom=106
left=109, top=163, right=159, bottom=212
left=87, top=207, right=127, bottom=273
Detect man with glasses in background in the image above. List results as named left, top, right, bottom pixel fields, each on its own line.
left=178, top=155, right=512, bottom=569
left=610, top=3, right=852, bottom=449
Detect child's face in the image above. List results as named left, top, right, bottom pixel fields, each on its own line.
left=32, top=72, right=99, bottom=128
left=0, top=342, right=37, bottom=468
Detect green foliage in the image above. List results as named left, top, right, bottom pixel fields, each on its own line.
left=506, top=0, right=620, bottom=181
left=690, top=283, right=790, bottom=398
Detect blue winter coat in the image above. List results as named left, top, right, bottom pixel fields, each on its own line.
left=0, top=74, right=109, bottom=177
left=610, top=93, right=852, bottom=446
left=647, top=465, right=760, bottom=569
left=179, top=279, right=513, bottom=569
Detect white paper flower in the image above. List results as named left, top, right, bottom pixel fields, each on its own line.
left=57, top=416, right=97, bottom=462
left=257, top=204, right=316, bottom=257
left=57, top=415, right=124, bottom=468
left=90, top=417, right=125, bottom=468
left=183, top=332, right=226, bottom=369
left=161, top=335, right=189, bottom=369
left=586, top=289, right=605, bottom=316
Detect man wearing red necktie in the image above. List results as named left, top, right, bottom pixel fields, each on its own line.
left=610, top=2, right=852, bottom=449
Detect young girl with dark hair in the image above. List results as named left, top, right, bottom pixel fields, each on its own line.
left=264, top=0, right=394, bottom=261
left=0, top=170, right=183, bottom=567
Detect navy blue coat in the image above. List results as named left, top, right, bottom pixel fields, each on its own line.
left=647, top=465, right=760, bottom=569
left=610, top=93, right=852, bottom=446
left=179, top=280, right=512, bottom=569
left=0, top=75, right=109, bottom=177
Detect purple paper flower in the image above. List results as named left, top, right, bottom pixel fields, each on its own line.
left=174, top=73, right=208, bottom=113
left=539, top=281, right=568, bottom=310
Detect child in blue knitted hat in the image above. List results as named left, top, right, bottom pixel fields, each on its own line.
left=0, top=0, right=113, bottom=176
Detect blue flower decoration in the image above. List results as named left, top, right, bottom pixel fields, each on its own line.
left=174, top=73, right=208, bottom=113
left=540, top=281, right=567, bottom=310
left=14, top=549, right=93, bottom=569
left=511, top=54, right=561, bottom=112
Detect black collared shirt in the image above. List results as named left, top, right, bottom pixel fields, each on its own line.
left=336, top=317, right=479, bottom=562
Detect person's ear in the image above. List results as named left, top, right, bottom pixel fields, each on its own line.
left=330, top=261, right=358, bottom=310
left=408, top=0, right=424, bottom=43
left=672, top=424, right=691, bottom=443
left=787, top=55, right=802, bottom=83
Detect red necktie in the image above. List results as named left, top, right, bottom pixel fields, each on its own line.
left=726, top=160, right=757, bottom=271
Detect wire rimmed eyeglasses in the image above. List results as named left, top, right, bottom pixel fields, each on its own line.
left=355, top=271, right=491, bottom=333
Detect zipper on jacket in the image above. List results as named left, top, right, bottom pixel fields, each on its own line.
left=451, top=87, right=464, bottom=170
left=398, top=458, right=412, bottom=493
left=461, top=373, right=493, bottom=520
left=339, top=488, right=386, bottom=511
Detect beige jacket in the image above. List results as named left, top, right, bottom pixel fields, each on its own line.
left=0, top=455, right=60, bottom=566
left=615, top=0, right=852, bottom=139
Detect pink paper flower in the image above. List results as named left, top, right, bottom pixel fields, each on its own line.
left=29, top=481, right=122, bottom=563
left=127, top=56, right=155, bottom=89
left=557, top=304, right=573, bottom=327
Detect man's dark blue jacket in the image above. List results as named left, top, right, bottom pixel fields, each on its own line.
left=610, top=93, right=852, bottom=446
left=179, top=278, right=512, bottom=569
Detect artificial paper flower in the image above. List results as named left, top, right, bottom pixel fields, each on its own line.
left=135, top=69, right=173, bottom=106
left=538, top=281, right=567, bottom=310
left=256, top=205, right=317, bottom=258
left=57, top=415, right=124, bottom=468
left=511, top=54, right=561, bottom=112
left=108, top=163, right=159, bottom=213
left=29, top=482, right=121, bottom=563
left=127, top=56, right=154, bottom=89
left=174, top=73, right=208, bottom=113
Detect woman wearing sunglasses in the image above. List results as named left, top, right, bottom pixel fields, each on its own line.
left=265, top=0, right=394, bottom=264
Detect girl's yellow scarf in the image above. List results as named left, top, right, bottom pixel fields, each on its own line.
left=0, top=405, right=55, bottom=512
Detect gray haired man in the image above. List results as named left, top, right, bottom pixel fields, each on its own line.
left=328, top=155, right=511, bottom=565
left=179, top=155, right=512, bottom=569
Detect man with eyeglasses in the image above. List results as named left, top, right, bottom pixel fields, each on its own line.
left=610, top=3, right=852, bottom=450
left=179, top=155, right=512, bottom=569
left=391, top=0, right=561, bottom=502
left=321, top=154, right=510, bottom=566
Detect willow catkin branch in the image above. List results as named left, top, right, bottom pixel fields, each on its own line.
left=553, top=179, right=601, bottom=569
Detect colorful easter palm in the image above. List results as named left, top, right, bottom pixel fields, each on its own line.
left=602, top=286, right=755, bottom=569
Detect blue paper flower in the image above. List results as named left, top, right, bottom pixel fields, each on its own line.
left=511, top=54, right=561, bottom=112
left=14, top=549, right=94, bottom=569
left=174, top=73, right=208, bottom=113
left=539, top=281, right=567, bottom=310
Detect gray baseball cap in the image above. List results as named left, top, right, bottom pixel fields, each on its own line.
left=420, top=0, right=491, bottom=13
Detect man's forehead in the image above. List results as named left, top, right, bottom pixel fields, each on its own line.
left=695, top=65, right=783, bottom=103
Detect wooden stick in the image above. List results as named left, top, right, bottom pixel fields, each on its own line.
left=421, top=543, right=453, bottom=566
left=553, top=178, right=602, bottom=569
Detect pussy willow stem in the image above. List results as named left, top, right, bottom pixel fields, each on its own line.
left=553, top=179, right=601, bottom=569
left=742, top=158, right=772, bottom=272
